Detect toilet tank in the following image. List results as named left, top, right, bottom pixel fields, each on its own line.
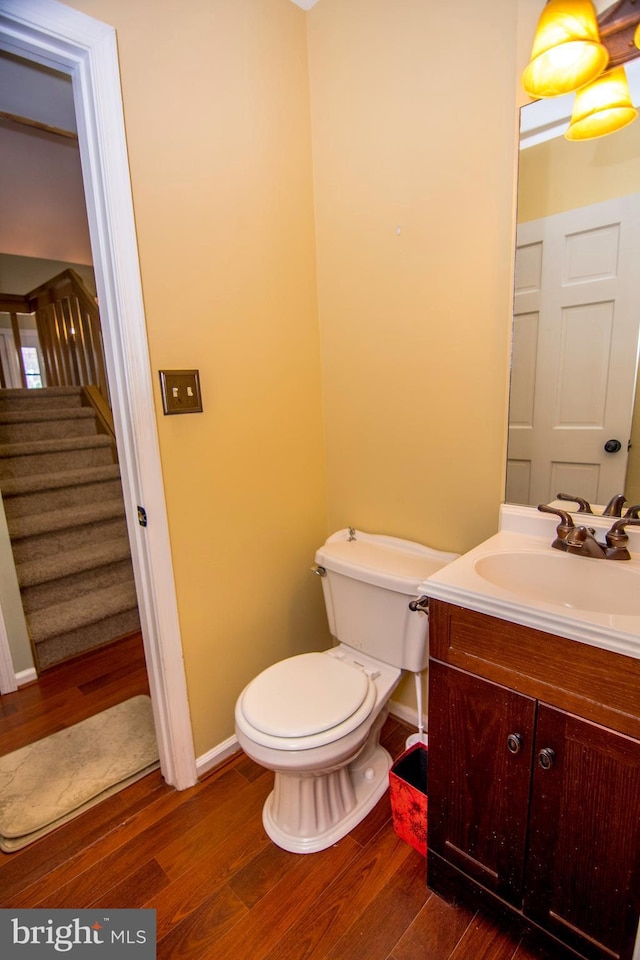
left=315, top=529, right=458, bottom=673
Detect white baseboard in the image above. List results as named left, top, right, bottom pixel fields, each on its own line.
left=388, top=698, right=424, bottom=733
left=196, top=734, right=240, bottom=778
left=15, top=667, right=38, bottom=687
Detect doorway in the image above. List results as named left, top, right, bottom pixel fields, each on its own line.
left=0, top=0, right=196, bottom=789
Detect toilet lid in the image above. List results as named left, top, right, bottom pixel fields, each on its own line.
left=239, top=652, right=373, bottom=739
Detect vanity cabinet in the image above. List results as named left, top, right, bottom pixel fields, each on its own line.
left=427, top=600, right=640, bottom=960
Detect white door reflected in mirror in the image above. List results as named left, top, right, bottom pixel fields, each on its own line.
left=507, top=194, right=640, bottom=506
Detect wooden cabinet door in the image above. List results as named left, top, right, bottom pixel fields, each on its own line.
left=525, top=705, right=640, bottom=960
left=428, top=661, right=536, bottom=905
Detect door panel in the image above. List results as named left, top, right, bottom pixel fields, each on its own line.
left=428, top=661, right=536, bottom=905
left=525, top=704, right=640, bottom=960
left=507, top=195, right=640, bottom=506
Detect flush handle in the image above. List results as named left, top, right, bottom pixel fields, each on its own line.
left=538, top=747, right=556, bottom=770
left=507, top=733, right=523, bottom=755
left=409, top=596, right=429, bottom=613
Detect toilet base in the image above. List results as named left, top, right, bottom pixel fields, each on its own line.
left=262, top=742, right=392, bottom=854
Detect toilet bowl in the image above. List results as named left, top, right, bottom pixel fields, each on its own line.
left=235, top=646, right=401, bottom=853
left=235, top=528, right=458, bottom=854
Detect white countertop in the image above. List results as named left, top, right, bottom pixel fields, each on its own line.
left=420, top=505, right=640, bottom=661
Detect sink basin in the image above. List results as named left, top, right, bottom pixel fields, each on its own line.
left=473, top=551, right=640, bottom=615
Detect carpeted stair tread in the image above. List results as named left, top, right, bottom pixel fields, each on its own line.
left=29, top=580, right=139, bottom=644
left=0, top=407, right=96, bottom=425
left=36, top=609, right=141, bottom=669
left=21, top=560, right=136, bottom=615
left=16, top=537, right=134, bottom=588
left=8, top=498, right=125, bottom=540
left=0, top=387, right=138, bottom=669
left=0, top=463, right=121, bottom=497
left=0, top=386, right=82, bottom=398
left=0, top=434, right=112, bottom=460
left=0, top=386, right=83, bottom=408
left=0, top=409, right=102, bottom=444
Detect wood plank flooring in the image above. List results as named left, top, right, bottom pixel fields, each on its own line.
left=0, top=637, right=557, bottom=959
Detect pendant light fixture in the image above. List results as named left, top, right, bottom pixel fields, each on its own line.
left=565, top=65, right=638, bottom=139
left=523, top=0, right=609, bottom=98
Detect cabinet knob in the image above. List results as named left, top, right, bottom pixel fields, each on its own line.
left=538, top=747, right=555, bottom=770
left=507, top=733, right=523, bottom=754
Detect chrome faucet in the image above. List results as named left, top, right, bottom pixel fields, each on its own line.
left=538, top=504, right=640, bottom=560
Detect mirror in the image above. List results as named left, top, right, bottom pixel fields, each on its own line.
left=506, top=58, right=640, bottom=512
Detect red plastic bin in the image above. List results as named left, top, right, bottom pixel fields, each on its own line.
left=388, top=741, right=428, bottom=856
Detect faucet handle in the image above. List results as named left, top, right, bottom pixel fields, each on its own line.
left=556, top=493, right=593, bottom=514
left=537, top=504, right=574, bottom=551
left=605, top=517, right=640, bottom=559
left=602, top=493, right=627, bottom=517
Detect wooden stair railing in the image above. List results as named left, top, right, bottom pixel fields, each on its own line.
left=25, top=269, right=110, bottom=408
left=82, top=383, right=116, bottom=442
left=1, top=270, right=113, bottom=438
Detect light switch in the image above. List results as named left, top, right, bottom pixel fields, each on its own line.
left=159, top=370, right=203, bottom=415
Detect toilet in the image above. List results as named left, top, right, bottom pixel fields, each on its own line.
left=234, top=528, right=458, bottom=854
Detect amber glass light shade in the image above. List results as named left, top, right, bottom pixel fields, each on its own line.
left=635, top=22, right=640, bottom=49
left=522, top=0, right=609, bottom=98
left=565, top=66, right=638, bottom=140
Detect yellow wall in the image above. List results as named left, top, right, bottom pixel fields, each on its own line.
left=307, top=0, right=518, bottom=554
left=63, top=0, right=328, bottom=755
left=57, top=0, right=526, bottom=751
left=306, top=0, right=519, bottom=711
left=518, top=120, right=640, bottom=223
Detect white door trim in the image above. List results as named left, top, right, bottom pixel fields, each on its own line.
left=0, top=0, right=197, bottom=788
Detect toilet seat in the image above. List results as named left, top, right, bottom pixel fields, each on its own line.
left=235, top=652, right=377, bottom=751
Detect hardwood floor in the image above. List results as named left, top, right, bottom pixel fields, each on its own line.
left=0, top=638, right=557, bottom=959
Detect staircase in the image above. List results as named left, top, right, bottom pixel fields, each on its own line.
left=0, top=386, right=141, bottom=670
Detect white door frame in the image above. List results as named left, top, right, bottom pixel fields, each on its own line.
left=0, top=0, right=197, bottom=789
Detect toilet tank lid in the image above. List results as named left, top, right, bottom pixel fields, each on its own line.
left=315, top=529, right=459, bottom=595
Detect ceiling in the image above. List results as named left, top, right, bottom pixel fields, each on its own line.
left=0, top=52, right=75, bottom=132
